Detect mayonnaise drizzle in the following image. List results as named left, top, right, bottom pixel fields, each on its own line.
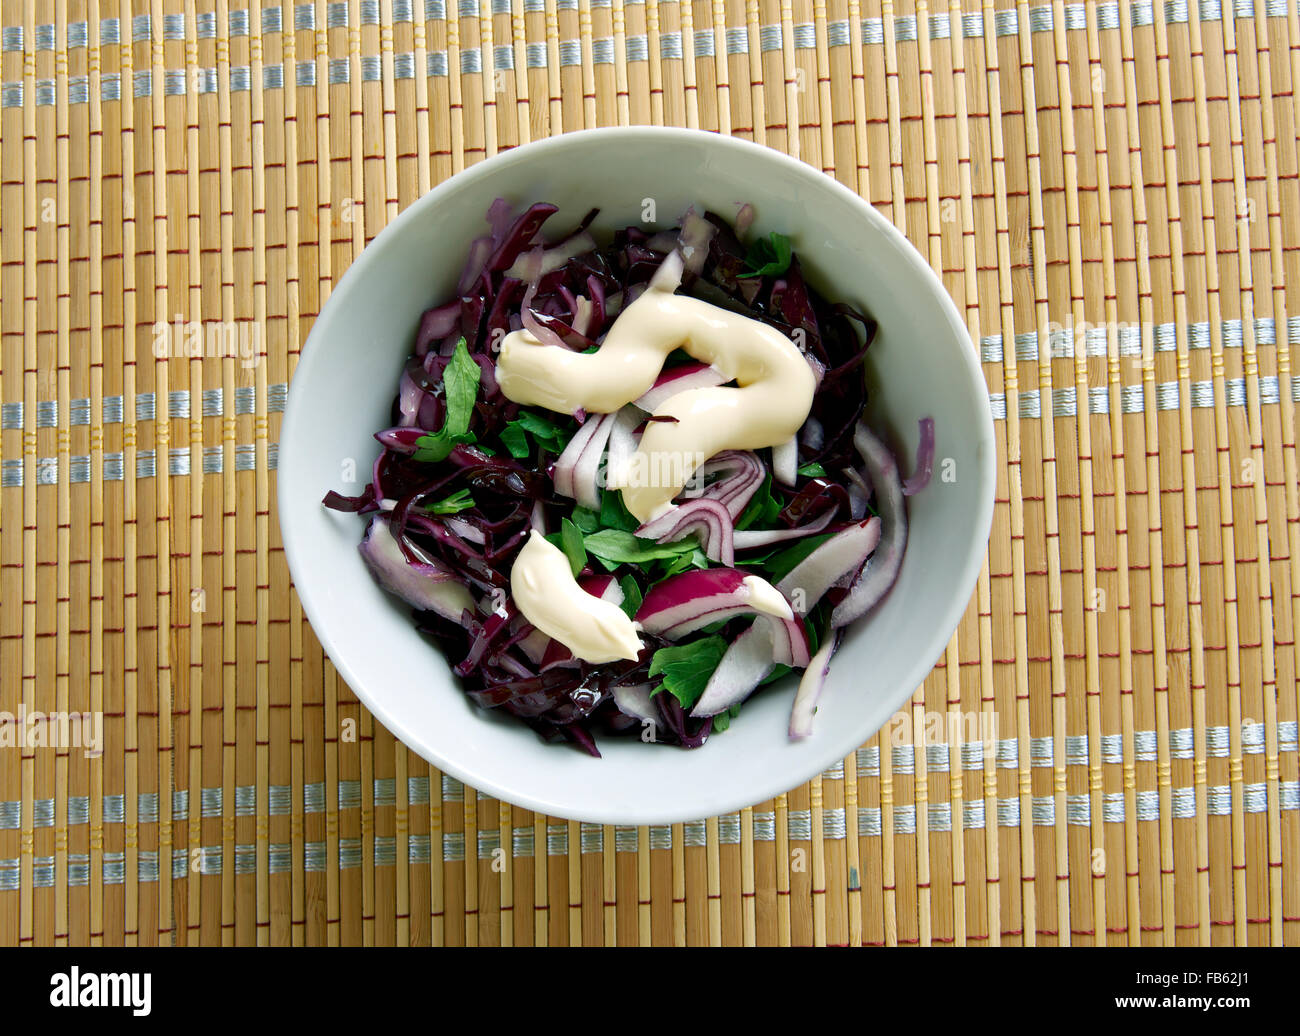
left=509, top=530, right=643, bottom=664
left=496, top=279, right=817, bottom=521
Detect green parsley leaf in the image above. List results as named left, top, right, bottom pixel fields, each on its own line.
left=797, top=461, right=827, bottom=478
left=650, top=546, right=709, bottom=581
left=598, top=489, right=640, bottom=532
left=656, top=551, right=695, bottom=579
left=500, top=408, right=574, bottom=458
left=711, top=703, right=743, bottom=733
left=413, top=338, right=481, bottom=463
left=570, top=506, right=601, bottom=534
left=499, top=422, right=529, bottom=458
left=648, top=636, right=729, bottom=710
left=514, top=410, right=561, bottom=435
left=617, top=574, right=643, bottom=619
left=735, top=473, right=782, bottom=531
left=738, top=232, right=793, bottom=279
left=583, top=529, right=699, bottom=570
left=515, top=410, right=566, bottom=446
left=559, top=518, right=587, bottom=577
left=425, top=488, right=475, bottom=515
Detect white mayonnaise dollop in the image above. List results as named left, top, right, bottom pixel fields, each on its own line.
left=508, top=530, right=642, bottom=664
left=740, top=574, right=796, bottom=620
left=496, top=279, right=817, bottom=521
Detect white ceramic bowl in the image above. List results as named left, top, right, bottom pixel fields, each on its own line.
left=279, top=127, right=995, bottom=825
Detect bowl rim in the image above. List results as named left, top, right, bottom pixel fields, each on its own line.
left=278, top=125, right=996, bottom=823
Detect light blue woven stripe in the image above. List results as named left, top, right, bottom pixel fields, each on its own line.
left=2, top=0, right=1293, bottom=91
left=3, top=725, right=1286, bottom=857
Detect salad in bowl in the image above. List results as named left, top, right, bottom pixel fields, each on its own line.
left=323, top=199, right=934, bottom=754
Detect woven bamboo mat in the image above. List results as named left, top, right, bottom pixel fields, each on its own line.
left=1, top=0, right=1298, bottom=948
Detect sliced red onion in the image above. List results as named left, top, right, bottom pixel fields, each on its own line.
left=604, top=405, right=642, bottom=490
left=648, top=248, right=685, bottom=292
left=612, top=682, right=658, bottom=725
left=553, top=410, right=617, bottom=509
left=902, top=417, right=936, bottom=496
left=399, top=510, right=481, bottom=560
left=571, top=412, right=617, bottom=509
left=495, top=653, right=535, bottom=680
left=578, top=573, right=624, bottom=606
left=772, top=436, right=798, bottom=486
left=506, top=614, right=548, bottom=663
left=843, top=466, right=870, bottom=520
left=396, top=362, right=441, bottom=428
left=731, top=504, right=836, bottom=550
left=358, top=517, right=474, bottom=623
left=831, top=424, right=908, bottom=628
left=571, top=294, right=594, bottom=337
left=635, top=568, right=809, bottom=666
left=644, top=230, right=680, bottom=253
left=518, top=627, right=550, bottom=664
left=777, top=517, right=881, bottom=615
left=635, top=497, right=735, bottom=567
left=444, top=517, right=487, bottom=545
left=799, top=416, right=824, bottom=452
left=539, top=640, right=582, bottom=671
left=789, top=628, right=842, bottom=739
left=643, top=209, right=717, bottom=292
left=530, top=574, right=625, bottom=669
left=690, top=620, right=775, bottom=718
left=636, top=566, right=752, bottom=630
left=515, top=247, right=569, bottom=351
left=503, top=230, right=597, bottom=280
left=734, top=202, right=755, bottom=240
left=678, top=208, right=717, bottom=275
left=633, top=362, right=727, bottom=412
left=457, top=235, right=494, bottom=295
left=763, top=612, right=809, bottom=668
left=697, top=450, right=764, bottom=520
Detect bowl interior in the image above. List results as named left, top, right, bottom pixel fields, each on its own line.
left=278, top=128, right=995, bottom=825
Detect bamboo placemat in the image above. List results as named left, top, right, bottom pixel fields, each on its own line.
left=1, top=0, right=1297, bottom=948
